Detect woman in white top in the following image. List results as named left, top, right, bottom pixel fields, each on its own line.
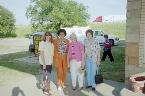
left=39, top=32, right=54, bottom=95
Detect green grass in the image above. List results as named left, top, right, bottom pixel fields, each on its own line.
left=89, top=22, right=126, bottom=39
left=0, top=51, right=40, bottom=75
left=14, top=22, right=126, bottom=39
left=15, top=25, right=32, bottom=38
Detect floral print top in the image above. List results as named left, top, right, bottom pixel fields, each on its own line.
left=53, top=38, right=69, bottom=55
left=84, top=38, right=101, bottom=61
left=58, top=40, right=67, bottom=54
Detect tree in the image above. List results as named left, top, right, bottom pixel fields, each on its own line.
left=26, top=0, right=89, bottom=32
left=0, top=5, right=16, bottom=38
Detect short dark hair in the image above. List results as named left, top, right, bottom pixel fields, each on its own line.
left=86, top=29, right=93, bottom=37
left=57, top=29, right=67, bottom=36
left=104, top=34, right=108, bottom=38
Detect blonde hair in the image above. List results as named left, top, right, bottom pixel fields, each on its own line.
left=70, top=33, right=77, bottom=41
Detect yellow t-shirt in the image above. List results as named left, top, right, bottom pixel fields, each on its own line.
left=39, top=41, right=54, bottom=65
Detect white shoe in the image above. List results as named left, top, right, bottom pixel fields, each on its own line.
left=58, top=86, right=62, bottom=91
left=62, top=85, right=66, bottom=89
left=40, top=83, right=45, bottom=89
left=43, top=91, right=49, bottom=95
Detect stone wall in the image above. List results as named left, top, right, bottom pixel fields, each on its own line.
left=140, top=0, right=145, bottom=66
left=125, top=0, right=145, bottom=79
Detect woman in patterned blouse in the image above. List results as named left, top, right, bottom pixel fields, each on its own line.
left=84, top=29, right=101, bottom=91
left=53, top=29, right=69, bottom=91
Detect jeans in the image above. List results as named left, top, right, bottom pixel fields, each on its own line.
left=85, top=57, right=99, bottom=87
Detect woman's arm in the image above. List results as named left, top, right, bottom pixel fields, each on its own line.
left=66, top=43, right=70, bottom=68
left=96, top=39, right=101, bottom=64
left=52, top=43, right=54, bottom=57
left=80, top=43, right=85, bottom=67
left=39, top=42, right=46, bottom=68
left=81, top=49, right=85, bottom=68
left=67, top=50, right=70, bottom=68
left=40, top=50, right=46, bottom=69
left=97, top=50, right=100, bottom=64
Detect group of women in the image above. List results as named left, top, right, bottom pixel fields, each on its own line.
left=39, top=29, right=101, bottom=95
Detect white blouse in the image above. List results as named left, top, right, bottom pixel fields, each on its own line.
left=39, top=41, right=54, bottom=65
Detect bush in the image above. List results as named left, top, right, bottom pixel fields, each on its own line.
left=25, top=34, right=30, bottom=38
left=0, top=32, right=5, bottom=38
left=0, top=5, right=16, bottom=38
left=5, top=32, right=17, bottom=37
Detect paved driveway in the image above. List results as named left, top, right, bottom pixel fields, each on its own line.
left=0, top=38, right=29, bottom=55
left=0, top=71, right=144, bottom=96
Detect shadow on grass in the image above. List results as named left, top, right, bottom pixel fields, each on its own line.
left=0, top=51, right=40, bottom=75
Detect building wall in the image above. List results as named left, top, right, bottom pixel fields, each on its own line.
left=140, top=0, right=145, bottom=65
left=125, top=0, right=145, bottom=79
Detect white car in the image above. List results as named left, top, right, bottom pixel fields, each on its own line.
left=93, top=30, right=120, bottom=46
left=64, top=26, right=120, bottom=46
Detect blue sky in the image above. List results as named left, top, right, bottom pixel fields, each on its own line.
left=0, top=0, right=127, bottom=25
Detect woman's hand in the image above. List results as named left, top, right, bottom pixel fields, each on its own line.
left=67, top=59, right=70, bottom=68
left=81, top=61, right=85, bottom=69
left=67, top=64, right=70, bottom=68
left=43, top=65, right=46, bottom=69
left=81, top=65, right=85, bottom=69
left=96, top=61, right=100, bottom=65
left=81, top=61, right=83, bottom=66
